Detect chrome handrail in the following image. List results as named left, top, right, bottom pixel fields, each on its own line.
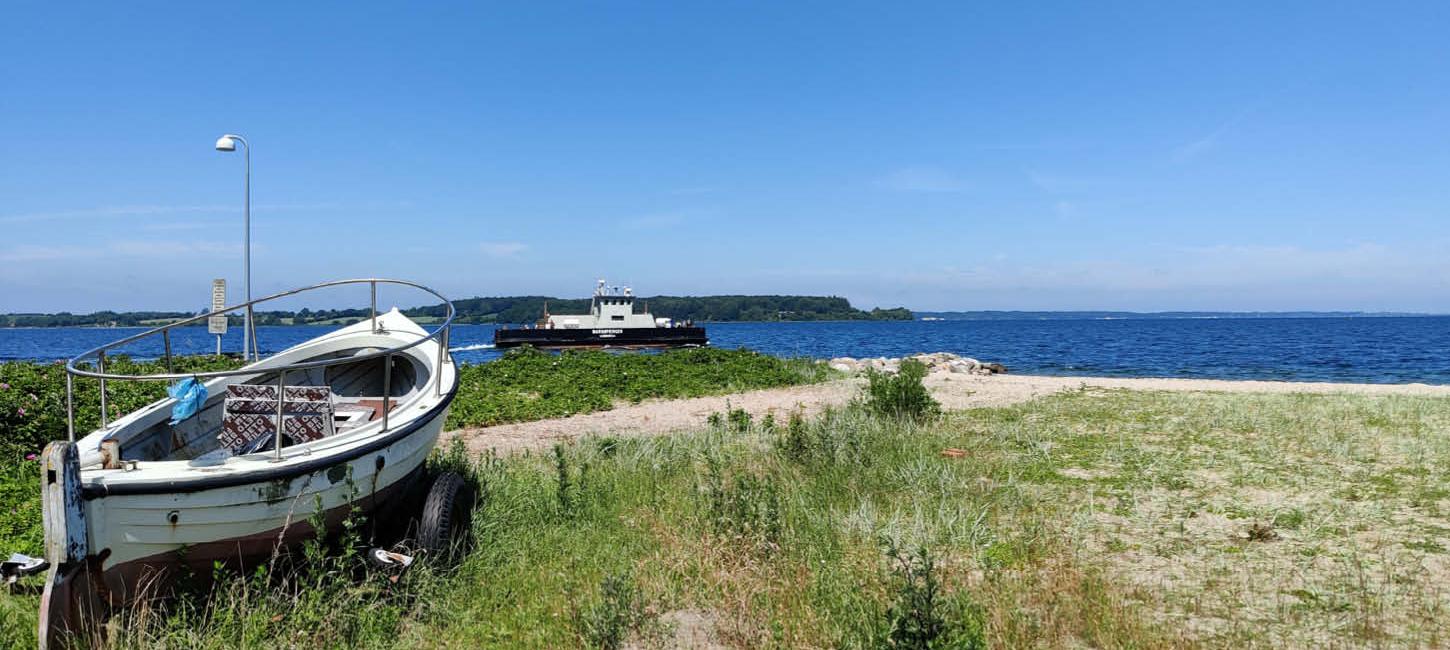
left=63, top=278, right=456, bottom=447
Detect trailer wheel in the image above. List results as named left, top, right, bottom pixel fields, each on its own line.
left=418, top=472, right=475, bottom=558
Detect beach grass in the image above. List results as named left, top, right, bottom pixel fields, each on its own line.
left=3, top=386, right=1448, bottom=647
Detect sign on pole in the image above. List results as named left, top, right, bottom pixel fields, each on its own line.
left=208, top=279, right=228, bottom=335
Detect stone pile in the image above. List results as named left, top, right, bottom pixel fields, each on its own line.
left=827, top=352, right=1007, bottom=376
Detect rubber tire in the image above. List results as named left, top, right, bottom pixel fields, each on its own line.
left=418, top=472, right=475, bottom=558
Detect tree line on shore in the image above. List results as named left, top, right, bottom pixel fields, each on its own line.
left=0, top=294, right=913, bottom=328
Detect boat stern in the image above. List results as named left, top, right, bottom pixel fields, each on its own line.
left=38, top=441, right=104, bottom=649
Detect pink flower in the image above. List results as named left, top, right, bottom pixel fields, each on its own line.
left=0, top=383, right=8, bottom=390
left=25, top=453, right=37, bottom=461
left=17, top=407, right=25, bottom=416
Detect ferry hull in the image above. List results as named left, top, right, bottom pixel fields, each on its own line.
left=493, top=326, right=707, bottom=349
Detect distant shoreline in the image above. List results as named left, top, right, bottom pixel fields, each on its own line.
left=916, top=310, right=1444, bottom=321
left=3, top=311, right=1449, bottom=330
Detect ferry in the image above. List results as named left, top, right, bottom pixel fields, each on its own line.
left=493, top=280, right=708, bottom=349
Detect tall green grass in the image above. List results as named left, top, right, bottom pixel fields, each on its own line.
left=4, top=369, right=1446, bottom=647
left=2, top=397, right=1178, bottom=648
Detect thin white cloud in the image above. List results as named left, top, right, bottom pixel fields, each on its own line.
left=141, top=220, right=225, bottom=232
left=0, top=205, right=230, bottom=224
left=0, top=245, right=90, bottom=262
left=667, top=187, right=718, bottom=196
left=874, top=166, right=967, bottom=193
left=1172, top=108, right=1253, bottom=163
left=897, top=243, right=1424, bottom=292
left=0, top=201, right=355, bottom=225
left=621, top=214, right=685, bottom=229
left=1024, top=169, right=1117, bottom=195
left=747, top=241, right=1450, bottom=311
left=0, top=240, right=241, bottom=262
left=479, top=241, right=528, bottom=258
left=108, top=240, right=242, bottom=257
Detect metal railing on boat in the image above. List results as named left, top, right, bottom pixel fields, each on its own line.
left=63, top=278, right=455, bottom=461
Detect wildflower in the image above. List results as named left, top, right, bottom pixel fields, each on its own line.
left=25, top=453, right=37, bottom=461
left=0, top=382, right=8, bottom=390
left=17, top=407, right=26, bottom=416
left=29, top=393, right=37, bottom=402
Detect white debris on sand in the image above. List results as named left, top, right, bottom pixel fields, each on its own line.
left=828, top=352, right=1007, bottom=376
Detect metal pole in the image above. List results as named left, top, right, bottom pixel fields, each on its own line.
left=243, top=137, right=253, bottom=362
left=245, top=306, right=253, bottom=358
left=65, top=373, right=74, bottom=442
left=274, top=371, right=286, bottom=461
left=435, top=326, right=447, bottom=397
left=163, top=329, right=174, bottom=373
left=249, top=309, right=259, bottom=361
left=216, top=334, right=222, bottom=356
left=370, top=281, right=377, bottom=333
left=382, top=353, right=392, bottom=432
left=98, top=351, right=108, bottom=429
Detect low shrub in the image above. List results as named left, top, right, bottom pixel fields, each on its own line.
left=885, top=543, right=985, bottom=650
left=574, top=570, right=648, bottom=649
left=861, top=359, right=941, bottom=422
left=700, top=455, right=783, bottom=547
left=774, top=406, right=869, bottom=467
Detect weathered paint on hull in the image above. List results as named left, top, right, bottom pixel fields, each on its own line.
left=103, top=461, right=424, bottom=598
left=89, top=408, right=445, bottom=571
left=41, top=406, right=448, bottom=648
left=40, top=473, right=419, bottom=650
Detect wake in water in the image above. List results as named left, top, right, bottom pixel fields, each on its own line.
left=449, top=343, right=496, bottom=352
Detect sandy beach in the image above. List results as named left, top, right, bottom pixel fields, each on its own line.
left=444, top=372, right=1450, bottom=454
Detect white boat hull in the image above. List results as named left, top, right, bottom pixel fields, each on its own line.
left=38, top=310, right=458, bottom=647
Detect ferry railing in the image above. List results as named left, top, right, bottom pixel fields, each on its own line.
left=63, top=278, right=455, bottom=461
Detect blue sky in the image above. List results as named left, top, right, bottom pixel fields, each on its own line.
left=3, top=2, right=1449, bottom=313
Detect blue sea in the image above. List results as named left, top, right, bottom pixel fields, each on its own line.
left=2, top=317, right=1448, bottom=385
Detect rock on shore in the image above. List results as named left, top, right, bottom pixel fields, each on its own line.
left=827, top=352, right=1007, bottom=376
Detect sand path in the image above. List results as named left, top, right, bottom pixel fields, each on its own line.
left=442, top=373, right=1450, bottom=454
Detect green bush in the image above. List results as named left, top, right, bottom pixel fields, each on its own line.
left=861, top=359, right=941, bottom=422
left=0, top=356, right=243, bottom=557
left=0, top=355, right=243, bottom=457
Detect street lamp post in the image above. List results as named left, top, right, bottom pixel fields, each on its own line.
left=214, top=134, right=257, bottom=361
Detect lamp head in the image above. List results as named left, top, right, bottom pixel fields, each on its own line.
left=214, top=136, right=237, bottom=152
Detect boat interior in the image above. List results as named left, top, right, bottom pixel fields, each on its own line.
left=102, top=350, right=428, bottom=466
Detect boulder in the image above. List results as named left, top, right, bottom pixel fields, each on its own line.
left=824, top=352, right=1004, bottom=376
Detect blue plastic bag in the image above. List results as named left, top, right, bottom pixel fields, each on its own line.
left=168, top=378, right=208, bottom=424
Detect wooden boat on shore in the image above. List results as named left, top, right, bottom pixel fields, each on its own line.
left=35, top=279, right=463, bottom=649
